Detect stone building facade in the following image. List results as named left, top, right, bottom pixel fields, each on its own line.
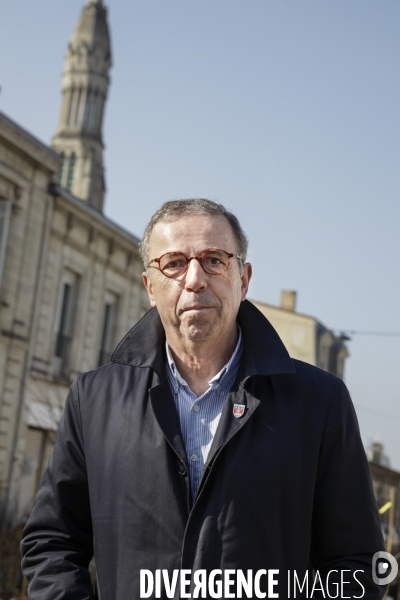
left=251, top=291, right=349, bottom=378
left=0, top=0, right=149, bottom=519
left=0, top=109, right=149, bottom=519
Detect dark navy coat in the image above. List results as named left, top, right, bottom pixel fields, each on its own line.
left=21, top=300, right=385, bottom=599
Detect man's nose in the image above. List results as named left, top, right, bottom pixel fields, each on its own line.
left=184, top=258, right=208, bottom=291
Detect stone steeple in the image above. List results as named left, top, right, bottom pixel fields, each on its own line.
left=52, top=0, right=111, bottom=212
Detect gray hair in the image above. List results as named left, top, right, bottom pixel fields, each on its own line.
left=139, top=198, right=248, bottom=267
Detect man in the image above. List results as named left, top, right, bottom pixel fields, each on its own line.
left=21, top=199, right=385, bottom=599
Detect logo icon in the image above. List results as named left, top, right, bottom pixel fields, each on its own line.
left=372, top=551, right=398, bottom=585
left=233, top=404, right=245, bottom=418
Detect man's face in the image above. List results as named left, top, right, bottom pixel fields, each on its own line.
left=142, top=214, right=252, bottom=343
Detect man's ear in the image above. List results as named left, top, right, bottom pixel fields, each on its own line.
left=142, top=271, right=157, bottom=308
left=240, top=263, right=252, bottom=301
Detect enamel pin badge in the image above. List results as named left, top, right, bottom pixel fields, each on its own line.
left=233, top=404, right=245, bottom=419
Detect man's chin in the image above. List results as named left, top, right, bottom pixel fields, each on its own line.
left=181, top=321, right=216, bottom=341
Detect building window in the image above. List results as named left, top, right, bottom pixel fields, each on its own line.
left=89, top=93, right=98, bottom=130
left=98, top=293, right=118, bottom=367
left=83, top=90, right=92, bottom=128
left=53, top=276, right=77, bottom=377
left=74, top=88, right=83, bottom=125
left=57, top=153, right=65, bottom=185
left=67, top=88, right=75, bottom=125
left=66, top=153, right=76, bottom=192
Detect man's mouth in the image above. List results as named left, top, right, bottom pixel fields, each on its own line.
left=183, top=305, right=213, bottom=311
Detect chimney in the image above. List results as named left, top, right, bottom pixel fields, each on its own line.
left=372, top=441, right=383, bottom=465
left=280, top=290, right=297, bottom=312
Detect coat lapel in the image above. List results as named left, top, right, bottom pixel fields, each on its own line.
left=149, top=379, right=188, bottom=465
left=195, top=388, right=260, bottom=500
left=204, top=388, right=260, bottom=467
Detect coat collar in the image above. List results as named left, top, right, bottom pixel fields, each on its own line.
left=110, top=299, right=295, bottom=379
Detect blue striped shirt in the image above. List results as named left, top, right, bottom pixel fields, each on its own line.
left=165, top=328, right=243, bottom=497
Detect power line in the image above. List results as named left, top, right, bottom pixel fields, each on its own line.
left=334, top=329, right=400, bottom=337
left=354, top=404, right=400, bottom=422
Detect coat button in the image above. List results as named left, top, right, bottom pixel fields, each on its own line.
left=177, top=461, right=187, bottom=476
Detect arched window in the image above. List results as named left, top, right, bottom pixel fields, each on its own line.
left=67, top=88, right=75, bottom=125
left=57, top=153, right=65, bottom=185
left=89, top=93, right=98, bottom=130
left=84, top=90, right=92, bottom=128
left=67, top=153, right=76, bottom=192
left=75, top=88, right=83, bottom=125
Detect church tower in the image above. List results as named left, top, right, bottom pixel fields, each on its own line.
left=52, top=0, right=112, bottom=212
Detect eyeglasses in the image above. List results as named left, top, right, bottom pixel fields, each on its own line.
left=147, top=248, right=242, bottom=279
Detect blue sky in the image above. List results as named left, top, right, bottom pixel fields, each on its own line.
left=1, top=1, right=399, bottom=467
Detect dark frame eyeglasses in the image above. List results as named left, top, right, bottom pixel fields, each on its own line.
left=147, top=248, right=243, bottom=279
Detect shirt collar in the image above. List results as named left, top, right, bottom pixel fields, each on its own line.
left=165, top=326, right=243, bottom=389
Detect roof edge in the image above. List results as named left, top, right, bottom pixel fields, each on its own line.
left=54, top=186, right=141, bottom=250
left=0, top=111, right=61, bottom=169
left=250, top=298, right=342, bottom=337
left=250, top=299, right=316, bottom=323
